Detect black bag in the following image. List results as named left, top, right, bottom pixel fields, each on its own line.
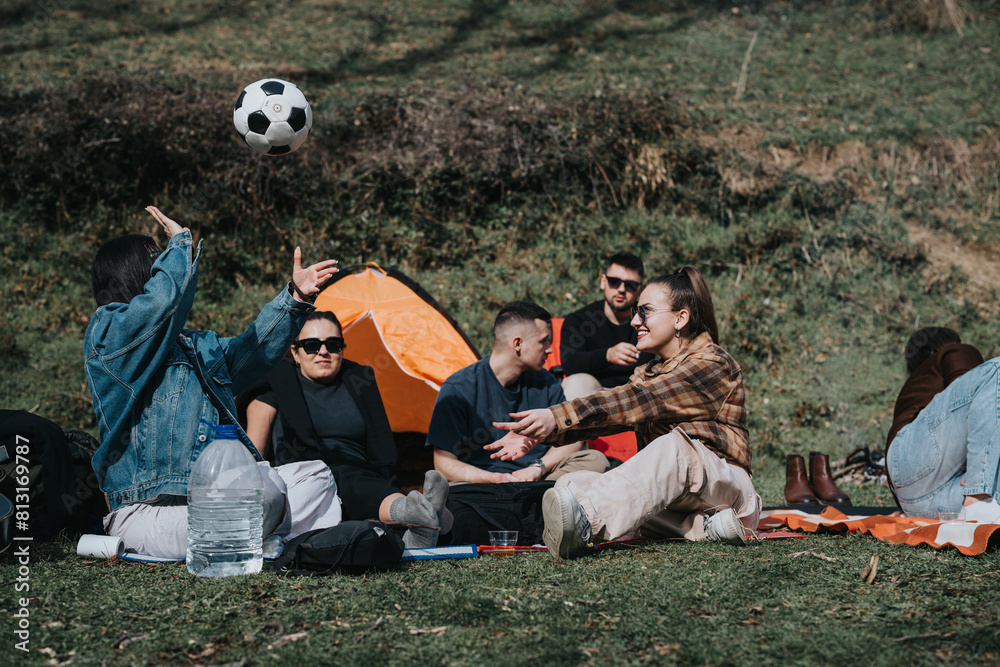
left=270, top=520, right=404, bottom=575
left=0, top=410, right=105, bottom=540
left=444, top=481, right=553, bottom=546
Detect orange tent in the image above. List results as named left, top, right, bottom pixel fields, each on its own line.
left=313, top=263, right=481, bottom=433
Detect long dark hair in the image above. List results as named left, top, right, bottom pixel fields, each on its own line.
left=904, top=327, right=961, bottom=375
left=646, top=266, right=719, bottom=344
left=91, top=234, right=162, bottom=307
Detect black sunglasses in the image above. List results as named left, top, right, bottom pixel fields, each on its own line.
left=294, top=337, right=346, bottom=355
left=631, top=304, right=673, bottom=325
left=606, top=275, right=640, bottom=292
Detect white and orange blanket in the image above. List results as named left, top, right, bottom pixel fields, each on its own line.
left=758, top=506, right=1000, bottom=556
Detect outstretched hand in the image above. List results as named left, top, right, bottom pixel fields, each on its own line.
left=493, top=408, right=557, bottom=442
left=291, top=247, right=338, bottom=302
left=484, top=426, right=542, bottom=462
left=145, top=206, right=188, bottom=239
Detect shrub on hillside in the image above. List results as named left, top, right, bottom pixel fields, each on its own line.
left=0, top=72, right=727, bottom=275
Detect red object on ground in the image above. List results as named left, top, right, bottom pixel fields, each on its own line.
left=477, top=545, right=547, bottom=554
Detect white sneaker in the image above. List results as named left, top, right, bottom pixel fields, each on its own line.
left=704, top=508, right=748, bottom=545
left=957, top=497, right=1000, bottom=524
left=542, top=486, right=591, bottom=560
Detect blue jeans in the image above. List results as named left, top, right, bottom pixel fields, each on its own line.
left=887, top=358, right=1000, bottom=516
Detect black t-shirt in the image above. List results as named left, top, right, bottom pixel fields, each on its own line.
left=560, top=300, right=653, bottom=388
left=258, top=374, right=368, bottom=465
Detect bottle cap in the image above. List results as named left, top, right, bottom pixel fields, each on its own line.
left=214, top=424, right=239, bottom=439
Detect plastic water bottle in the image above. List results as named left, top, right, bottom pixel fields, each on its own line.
left=186, top=424, right=264, bottom=577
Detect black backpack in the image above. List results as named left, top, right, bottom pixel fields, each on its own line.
left=0, top=410, right=105, bottom=541
left=444, top=481, right=553, bottom=546
left=270, top=520, right=405, bottom=575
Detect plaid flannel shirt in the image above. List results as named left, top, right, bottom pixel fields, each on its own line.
left=547, top=331, right=751, bottom=472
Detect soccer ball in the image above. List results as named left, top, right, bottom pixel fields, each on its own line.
left=233, top=78, right=313, bottom=156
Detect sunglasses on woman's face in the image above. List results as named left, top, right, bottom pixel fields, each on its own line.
left=631, top=304, right=673, bottom=326
left=294, top=337, right=346, bottom=355
left=605, top=275, right=640, bottom=292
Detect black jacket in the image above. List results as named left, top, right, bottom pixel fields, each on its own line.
left=560, top=300, right=653, bottom=388
left=263, top=358, right=397, bottom=479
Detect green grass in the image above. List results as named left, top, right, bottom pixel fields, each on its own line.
left=3, top=1, right=1000, bottom=663
left=13, top=535, right=1000, bottom=665
left=4, top=1, right=999, bottom=142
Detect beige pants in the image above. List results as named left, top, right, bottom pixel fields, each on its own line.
left=545, top=448, right=609, bottom=481
left=555, top=428, right=760, bottom=542
left=104, top=460, right=343, bottom=558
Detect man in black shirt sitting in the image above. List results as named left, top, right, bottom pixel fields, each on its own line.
left=559, top=252, right=653, bottom=399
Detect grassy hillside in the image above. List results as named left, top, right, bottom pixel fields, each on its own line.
left=3, top=1, right=999, bottom=493
left=2, top=2, right=1000, bottom=663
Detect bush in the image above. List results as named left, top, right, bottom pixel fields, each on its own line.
left=1, top=72, right=728, bottom=272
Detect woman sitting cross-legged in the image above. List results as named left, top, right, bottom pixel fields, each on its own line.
left=246, top=311, right=451, bottom=548
left=489, top=266, right=761, bottom=559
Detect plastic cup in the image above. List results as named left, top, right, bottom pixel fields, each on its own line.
left=488, top=531, right=518, bottom=556
left=937, top=512, right=960, bottom=523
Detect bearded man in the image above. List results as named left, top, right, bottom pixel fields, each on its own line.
left=559, top=252, right=653, bottom=399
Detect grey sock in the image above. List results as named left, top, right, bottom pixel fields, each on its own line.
left=423, top=470, right=453, bottom=534
left=396, top=490, right=439, bottom=549
left=388, top=496, right=408, bottom=522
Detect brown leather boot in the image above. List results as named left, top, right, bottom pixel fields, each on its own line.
left=784, top=454, right=818, bottom=504
left=809, top=451, right=851, bottom=505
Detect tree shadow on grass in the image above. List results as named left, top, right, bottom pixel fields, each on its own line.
left=298, top=0, right=873, bottom=89
left=295, top=0, right=698, bottom=88
left=0, top=0, right=306, bottom=57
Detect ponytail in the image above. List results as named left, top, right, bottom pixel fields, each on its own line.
left=646, top=266, right=719, bottom=344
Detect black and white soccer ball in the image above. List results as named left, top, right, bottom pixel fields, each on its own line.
left=233, top=78, right=313, bottom=156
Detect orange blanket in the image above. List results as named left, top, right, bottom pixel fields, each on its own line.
left=759, top=506, right=1000, bottom=556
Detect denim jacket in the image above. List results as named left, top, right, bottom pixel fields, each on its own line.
left=84, top=231, right=314, bottom=511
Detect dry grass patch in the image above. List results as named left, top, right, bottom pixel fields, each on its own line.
left=906, top=220, right=1000, bottom=318
left=702, top=122, right=1000, bottom=320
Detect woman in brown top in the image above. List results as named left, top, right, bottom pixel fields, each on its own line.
left=489, top=266, right=760, bottom=559
left=886, top=327, right=1000, bottom=523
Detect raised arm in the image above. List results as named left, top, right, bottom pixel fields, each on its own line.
left=219, top=248, right=338, bottom=395
left=146, top=205, right=188, bottom=238
left=87, top=207, right=198, bottom=381
left=291, top=246, right=339, bottom=302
